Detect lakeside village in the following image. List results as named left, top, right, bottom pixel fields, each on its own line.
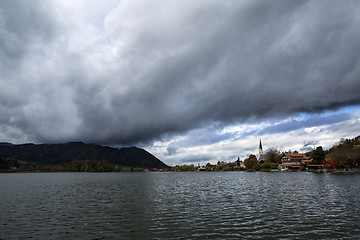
left=170, top=135, right=360, bottom=172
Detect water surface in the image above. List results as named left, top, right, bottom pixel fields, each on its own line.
left=1, top=172, right=359, bottom=239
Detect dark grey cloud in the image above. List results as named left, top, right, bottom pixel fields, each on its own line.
left=0, top=1, right=57, bottom=61
left=0, top=0, right=360, bottom=145
left=0, top=0, right=65, bottom=140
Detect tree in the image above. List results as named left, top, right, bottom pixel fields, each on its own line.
left=244, top=155, right=258, bottom=170
left=205, top=162, right=214, bottom=171
left=338, top=138, right=354, bottom=149
left=264, top=150, right=282, bottom=163
left=311, top=146, right=326, bottom=164
left=248, top=154, right=257, bottom=161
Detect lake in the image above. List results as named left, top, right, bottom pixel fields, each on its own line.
left=0, top=172, right=359, bottom=239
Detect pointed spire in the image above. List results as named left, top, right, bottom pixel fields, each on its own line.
left=258, top=138, right=263, bottom=161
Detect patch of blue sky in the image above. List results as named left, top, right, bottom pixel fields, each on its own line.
left=326, top=105, right=360, bottom=117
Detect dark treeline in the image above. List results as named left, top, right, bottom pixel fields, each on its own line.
left=0, top=158, right=146, bottom=173
left=0, top=142, right=168, bottom=172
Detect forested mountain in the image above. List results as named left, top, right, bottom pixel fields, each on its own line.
left=0, top=142, right=168, bottom=172
left=327, top=136, right=360, bottom=168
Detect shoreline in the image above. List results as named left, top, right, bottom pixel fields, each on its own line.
left=2, top=168, right=360, bottom=174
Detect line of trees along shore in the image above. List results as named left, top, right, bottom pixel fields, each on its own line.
left=0, top=158, right=149, bottom=173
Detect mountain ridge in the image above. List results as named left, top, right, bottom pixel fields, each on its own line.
left=0, top=142, right=168, bottom=172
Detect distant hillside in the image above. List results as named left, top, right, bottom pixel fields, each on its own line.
left=0, top=142, right=168, bottom=172
left=327, top=135, right=360, bottom=168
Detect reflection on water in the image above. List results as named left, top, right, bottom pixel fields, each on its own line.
left=0, top=172, right=359, bottom=239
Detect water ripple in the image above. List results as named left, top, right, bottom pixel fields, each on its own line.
left=0, top=172, right=359, bottom=239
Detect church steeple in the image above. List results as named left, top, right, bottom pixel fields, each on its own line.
left=258, top=139, right=263, bottom=160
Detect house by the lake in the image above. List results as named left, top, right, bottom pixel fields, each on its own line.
left=278, top=153, right=313, bottom=171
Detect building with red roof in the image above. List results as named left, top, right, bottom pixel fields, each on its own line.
left=279, top=153, right=313, bottom=171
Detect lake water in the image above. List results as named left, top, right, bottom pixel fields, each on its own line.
left=0, top=172, right=359, bottom=239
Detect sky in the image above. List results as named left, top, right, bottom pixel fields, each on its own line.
left=1, top=0, right=360, bottom=166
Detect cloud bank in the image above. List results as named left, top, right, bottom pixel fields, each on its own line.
left=1, top=0, right=360, bottom=147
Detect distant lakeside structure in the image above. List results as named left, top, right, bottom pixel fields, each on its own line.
left=278, top=153, right=316, bottom=171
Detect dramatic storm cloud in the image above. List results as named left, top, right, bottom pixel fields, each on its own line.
left=1, top=0, right=360, bottom=164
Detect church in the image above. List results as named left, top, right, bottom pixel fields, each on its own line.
left=258, top=139, right=266, bottom=163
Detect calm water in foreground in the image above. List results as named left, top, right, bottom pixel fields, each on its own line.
left=0, top=172, right=359, bottom=239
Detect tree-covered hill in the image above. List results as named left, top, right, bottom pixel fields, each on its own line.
left=326, top=136, right=360, bottom=168
left=0, top=142, right=168, bottom=172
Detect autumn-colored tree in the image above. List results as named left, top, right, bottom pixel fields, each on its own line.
left=244, top=154, right=258, bottom=170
